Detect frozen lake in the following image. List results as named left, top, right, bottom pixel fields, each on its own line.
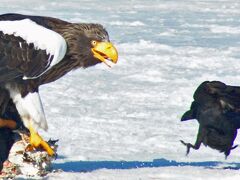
left=1, top=0, right=240, bottom=179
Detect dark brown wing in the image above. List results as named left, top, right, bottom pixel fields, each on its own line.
left=0, top=14, right=68, bottom=83
left=0, top=31, right=53, bottom=83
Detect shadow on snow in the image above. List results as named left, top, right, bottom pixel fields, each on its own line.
left=52, top=158, right=240, bottom=172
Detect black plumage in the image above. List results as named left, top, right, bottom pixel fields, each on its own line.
left=181, top=81, right=240, bottom=158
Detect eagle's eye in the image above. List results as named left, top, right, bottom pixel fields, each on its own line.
left=91, top=40, right=97, bottom=47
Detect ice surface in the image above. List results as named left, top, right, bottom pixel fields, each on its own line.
left=1, top=0, right=240, bottom=179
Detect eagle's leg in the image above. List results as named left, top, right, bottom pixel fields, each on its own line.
left=0, top=118, right=17, bottom=129
left=28, top=125, right=54, bottom=156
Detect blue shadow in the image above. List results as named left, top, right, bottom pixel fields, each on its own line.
left=52, top=158, right=240, bottom=172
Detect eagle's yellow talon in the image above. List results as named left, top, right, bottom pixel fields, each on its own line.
left=29, top=125, right=54, bottom=156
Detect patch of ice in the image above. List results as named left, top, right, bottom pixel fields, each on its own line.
left=210, top=25, right=240, bottom=34
left=109, top=21, right=145, bottom=26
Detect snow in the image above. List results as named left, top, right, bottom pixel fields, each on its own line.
left=1, top=0, right=240, bottom=179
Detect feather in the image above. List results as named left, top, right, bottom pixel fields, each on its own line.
left=0, top=19, right=67, bottom=79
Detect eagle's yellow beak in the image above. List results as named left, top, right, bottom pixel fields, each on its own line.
left=91, top=41, right=118, bottom=67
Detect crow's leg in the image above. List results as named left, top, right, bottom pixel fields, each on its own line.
left=180, top=126, right=206, bottom=156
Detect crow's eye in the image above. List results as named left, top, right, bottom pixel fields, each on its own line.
left=91, top=40, right=97, bottom=47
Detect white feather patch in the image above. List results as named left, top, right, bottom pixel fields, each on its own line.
left=0, top=19, right=67, bottom=79
left=5, top=84, right=48, bottom=131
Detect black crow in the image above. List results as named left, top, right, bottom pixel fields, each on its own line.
left=181, top=81, right=240, bottom=158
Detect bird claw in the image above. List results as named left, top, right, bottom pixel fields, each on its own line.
left=180, top=140, right=191, bottom=156
left=231, top=144, right=238, bottom=150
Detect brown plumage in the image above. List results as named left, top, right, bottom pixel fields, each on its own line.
left=0, top=14, right=117, bottom=90
left=0, top=13, right=118, bottom=158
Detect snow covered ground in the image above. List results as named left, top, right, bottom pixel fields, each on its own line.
left=2, top=0, right=240, bottom=179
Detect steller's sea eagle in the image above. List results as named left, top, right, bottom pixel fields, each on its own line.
left=0, top=13, right=118, bottom=156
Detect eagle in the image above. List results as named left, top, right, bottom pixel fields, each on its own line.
left=0, top=13, right=118, bottom=156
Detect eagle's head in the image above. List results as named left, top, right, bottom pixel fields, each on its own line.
left=62, top=23, right=118, bottom=68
